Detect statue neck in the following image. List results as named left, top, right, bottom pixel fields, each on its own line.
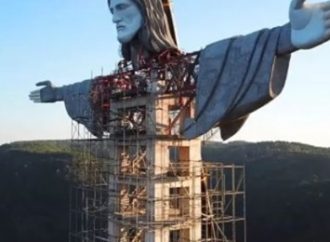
left=129, top=40, right=151, bottom=69
left=125, top=39, right=182, bottom=70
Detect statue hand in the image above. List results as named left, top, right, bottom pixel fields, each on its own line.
left=290, top=0, right=330, bottom=49
left=29, top=80, right=60, bottom=103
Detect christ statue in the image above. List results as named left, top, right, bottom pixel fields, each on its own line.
left=29, top=1, right=330, bottom=240
left=29, top=0, right=330, bottom=140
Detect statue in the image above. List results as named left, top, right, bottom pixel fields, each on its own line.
left=29, top=0, right=330, bottom=140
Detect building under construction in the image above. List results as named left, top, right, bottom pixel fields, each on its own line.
left=67, top=50, right=246, bottom=242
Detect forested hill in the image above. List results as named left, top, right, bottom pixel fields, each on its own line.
left=204, top=141, right=330, bottom=242
left=0, top=140, right=330, bottom=242
left=0, top=141, right=73, bottom=242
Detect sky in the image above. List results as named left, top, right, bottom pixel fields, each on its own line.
left=0, top=0, right=329, bottom=147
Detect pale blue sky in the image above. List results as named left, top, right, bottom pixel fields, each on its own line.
left=0, top=0, right=329, bottom=147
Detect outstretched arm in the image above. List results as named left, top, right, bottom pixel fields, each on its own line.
left=278, top=0, right=330, bottom=55
left=29, top=79, right=104, bottom=137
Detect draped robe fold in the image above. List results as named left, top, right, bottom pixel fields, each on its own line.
left=182, top=27, right=290, bottom=140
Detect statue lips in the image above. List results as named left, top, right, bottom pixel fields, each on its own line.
left=117, top=25, right=125, bottom=31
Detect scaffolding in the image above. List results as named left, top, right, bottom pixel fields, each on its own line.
left=69, top=52, right=246, bottom=242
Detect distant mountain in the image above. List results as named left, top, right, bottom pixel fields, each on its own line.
left=0, top=140, right=329, bottom=242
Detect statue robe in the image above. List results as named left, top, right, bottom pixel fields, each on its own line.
left=62, top=26, right=291, bottom=140
left=183, top=26, right=290, bottom=140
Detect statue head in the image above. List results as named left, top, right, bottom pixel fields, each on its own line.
left=109, top=0, right=143, bottom=44
left=107, top=0, right=177, bottom=62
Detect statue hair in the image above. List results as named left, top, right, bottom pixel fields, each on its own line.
left=107, top=0, right=178, bottom=62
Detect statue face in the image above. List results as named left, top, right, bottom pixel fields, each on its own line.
left=109, top=0, right=143, bottom=44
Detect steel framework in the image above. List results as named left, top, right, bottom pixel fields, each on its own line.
left=69, top=51, right=246, bottom=242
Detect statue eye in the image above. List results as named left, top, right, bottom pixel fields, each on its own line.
left=117, top=3, right=129, bottom=11
left=109, top=2, right=131, bottom=14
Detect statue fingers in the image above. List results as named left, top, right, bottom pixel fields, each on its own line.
left=32, top=98, right=41, bottom=103
left=29, top=93, right=41, bottom=102
left=29, top=94, right=40, bottom=100
left=30, top=90, right=40, bottom=96
left=29, top=92, right=40, bottom=99
left=36, top=80, right=51, bottom=87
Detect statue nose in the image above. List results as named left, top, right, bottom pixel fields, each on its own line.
left=112, top=12, right=122, bottom=24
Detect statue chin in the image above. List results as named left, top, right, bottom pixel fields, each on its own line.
left=117, top=32, right=137, bottom=44
left=116, top=24, right=141, bottom=44
left=117, top=36, right=129, bottom=44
